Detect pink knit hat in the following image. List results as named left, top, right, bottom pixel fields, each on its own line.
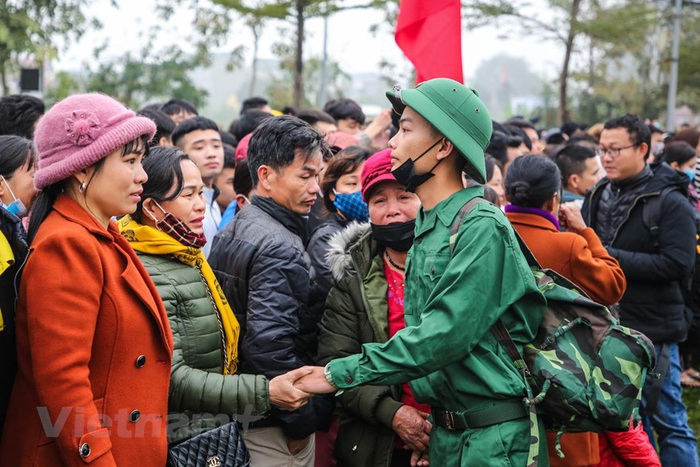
left=33, top=93, right=156, bottom=190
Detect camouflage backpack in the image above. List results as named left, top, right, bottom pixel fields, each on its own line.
left=450, top=197, right=656, bottom=460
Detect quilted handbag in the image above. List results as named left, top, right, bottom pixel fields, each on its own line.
left=167, top=422, right=251, bottom=467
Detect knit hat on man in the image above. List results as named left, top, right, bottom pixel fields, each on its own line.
left=34, top=93, right=156, bottom=190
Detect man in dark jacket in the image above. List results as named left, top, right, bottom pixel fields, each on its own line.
left=582, top=114, right=698, bottom=466
left=209, top=116, right=326, bottom=466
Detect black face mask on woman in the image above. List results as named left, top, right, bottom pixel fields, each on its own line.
left=391, top=139, right=443, bottom=192
left=371, top=219, right=416, bottom=252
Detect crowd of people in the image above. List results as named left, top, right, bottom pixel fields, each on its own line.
left=0, top=80, right=698, bottom=467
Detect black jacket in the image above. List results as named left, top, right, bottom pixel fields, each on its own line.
left=209, top=196, right=323, bottom=439
left=307, top=214, right=348, bottom=298
left=0, top=207, right=28, bottom=438
left=582, top=163, right=696, bottom=343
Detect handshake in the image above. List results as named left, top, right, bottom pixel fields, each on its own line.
left=267, top=366, right=337, bottom=411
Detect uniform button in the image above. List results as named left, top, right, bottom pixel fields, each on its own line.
left=129, top=410, right=141, bottom=422
left=344, top=376, right=353, bottom=384
left=79, top=443, right=91, bottom=458
left=135, top=355, right=146, bottom=368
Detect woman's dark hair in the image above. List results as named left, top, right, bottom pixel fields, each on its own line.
left=28, top=135, right=150, bottom=243
left=132, top=146, right=190, bottom=223
left=321, top=146, right=370, bottom=213
left=504, top=155, right=561, bottom=208
left=662, top=141, right=697, bottom=168
left=0, top=135, right=36, bottom=179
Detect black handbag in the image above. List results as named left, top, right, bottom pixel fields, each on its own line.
left=167, top=422, right=251, bottom=467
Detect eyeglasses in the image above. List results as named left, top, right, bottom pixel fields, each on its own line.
left=599, top=144, right=638, bottom=158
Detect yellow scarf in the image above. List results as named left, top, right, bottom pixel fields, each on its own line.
left=0, top=231, right=14, bottom=331
left=118, top=215, right=239, bottom=374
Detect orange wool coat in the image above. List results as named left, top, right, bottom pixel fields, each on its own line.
left=0, top=195, right=173, bottom=466
left=507, top=211, right=626, bottom=306
left=507, top=210, right=627, bottom=467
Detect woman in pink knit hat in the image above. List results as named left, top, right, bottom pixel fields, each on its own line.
left=0, top=93, right=174, bottom=466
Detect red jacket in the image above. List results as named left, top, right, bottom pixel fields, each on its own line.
left=597, top=426, right=661, bottom=466
left=0, top=195, right=173, bottom=466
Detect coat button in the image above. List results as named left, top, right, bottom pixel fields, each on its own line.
left=135, top=355, right=146, bottom=368
left=344, top=376, right=353, bottom=384
left=129, top=410, right=141, bottom=422
left=79, top=443, right=91, bottom=458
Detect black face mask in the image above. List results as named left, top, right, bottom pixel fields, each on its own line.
left=371, top=219, right=416, bottom=252
left=391, top=139, right=443, bottom=192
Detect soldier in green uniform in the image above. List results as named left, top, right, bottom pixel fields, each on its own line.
left=297, top=78, right=548, bottom=466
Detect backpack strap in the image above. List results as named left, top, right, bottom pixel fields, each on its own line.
left=642, top=187, right=675, bottom=251
left=449, top=196, right=540, bottom=467
left=449, top=197, right=484, bottom=254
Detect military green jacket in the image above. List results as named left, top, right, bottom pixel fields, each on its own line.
left=136, top=253, right=270, bottom=444
left=327, top=187, right=547, bottom=466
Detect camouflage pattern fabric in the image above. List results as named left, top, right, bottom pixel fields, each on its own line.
left=523, top=268, right=656, bottom=434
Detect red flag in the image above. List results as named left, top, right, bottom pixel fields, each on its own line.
left=395, top=0, right=463, bottom=84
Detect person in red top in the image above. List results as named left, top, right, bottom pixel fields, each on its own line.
left=504, top=154, right=658, bottom=467
left=317, top=149, right=428, bottom=467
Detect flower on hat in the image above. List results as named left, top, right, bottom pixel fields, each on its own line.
left=65, top=111, right=101, bottom=146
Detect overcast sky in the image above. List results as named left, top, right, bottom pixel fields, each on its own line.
left=56, top=0, right=562, bottom=85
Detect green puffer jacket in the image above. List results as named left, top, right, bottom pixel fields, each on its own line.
left=318, top=223, right=404, bottom=467
left=136, top=252, right=270, bottom=444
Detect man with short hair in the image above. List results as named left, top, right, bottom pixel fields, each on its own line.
left=0, top=94, right=45, bottom=139
left=172, top=116, right=224, bottom=257
left=555, top=144, right=602, bottom=203
left=241, top=96, right=273, bottom=114
left=507, top=118, right=545, bottom=154
left=324, top=98, right=392, bottom=150
left=161, top=98, right=198, bottom=125
left=138, top=107, right=175, bottom=147
left=209, top=116, right=326, bottom=466
left=229, top=109, right=273, bottom=142
left=297, top=79, right=548, bottom=466
left=582, top=114, right=698, bottom=466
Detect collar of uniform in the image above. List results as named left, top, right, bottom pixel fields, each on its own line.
left=53, top=194, right=113, bottom=239
left=415, top=186, right=484, bottom=237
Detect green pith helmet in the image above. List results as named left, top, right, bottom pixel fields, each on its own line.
left=386, top=78, right=493, bottom=184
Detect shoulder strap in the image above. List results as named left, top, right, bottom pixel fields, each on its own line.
left=642, top=187, right=675, bottom=250
left=448, top=197, right=484, bottom=255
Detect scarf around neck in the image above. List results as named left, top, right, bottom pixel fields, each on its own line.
left=118, top=215, right=239, bottom=374
left=505, top=204, right=561, bottom=230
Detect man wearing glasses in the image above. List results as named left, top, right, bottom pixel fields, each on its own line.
left=582, top=114, right=698, bottom=466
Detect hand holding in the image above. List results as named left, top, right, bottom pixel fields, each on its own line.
left=293, top=366, right=337, bottom=394
left=559, top=203, right=587, bottom=234
left=391, top=405, right=432, bottom=452
left=411, top=448, right=430, bottom=467
left=269, top=366, right=313, bottom=411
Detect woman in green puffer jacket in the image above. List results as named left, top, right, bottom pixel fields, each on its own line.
left=317, top=149, right=428, bottom=466
left=119, top=146, right=313, bottom=444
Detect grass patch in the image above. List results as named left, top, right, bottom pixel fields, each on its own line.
left=683, top=386, right=700, bottom=448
